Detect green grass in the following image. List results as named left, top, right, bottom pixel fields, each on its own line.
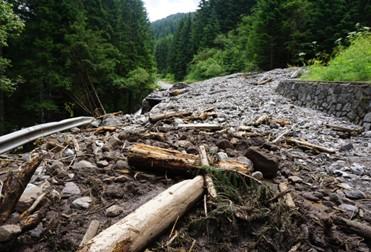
left=302, top=32, right=371, bottom=82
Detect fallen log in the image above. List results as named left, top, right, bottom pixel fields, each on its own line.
left=128, top=144, right=252, bottom=175
left=78, top=176, right=204, bottom=252
left=325, top=124, right=363, bottom=134
left=149, top=111, right=192, bottom=123
left=286, top=137, right=336, bottom=154
left=0, top=154, right=43, bottom=225
left=332, top=216, right=371, bottom=240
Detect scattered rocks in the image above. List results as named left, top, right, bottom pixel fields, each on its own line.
left=72, top=196, right=92, bottom=209
left=105, top=205, right=124, bottom=217
left=245, top=147, right=279, bottom=179
left=344, top=190, right=366, bottom=200
left=62, top=182, right=81, bottom=197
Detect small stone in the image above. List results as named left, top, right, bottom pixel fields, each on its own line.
left=64, top=148, right=75, bottom=157
left=217, top=152, right=228, bottom=161
left=30, top=223, right=43, bottom=238
left=62, top=182, right=81, bottom=196
left=252, top=171, right=263, bottom=180
left=338, top=204, right=358, bottom=215
left=289, top=176, right=303, bottom=183
left=302, top=192, right=320, bottom=202
left=70, top=127, right=80, bottom=133
left=50, top=160, right=64, bottom=170
left=345, top=190, right=366, bottom=200
left=339, top=143, right=354, bottom=152
left=338, top=183, right=352, bottom=190
left=174, top=118, right=184, bottom=125
left=208, top=146, right=219, bottom=154
left=90, top=119, right=101, bottom=128
left=97, top=160, right=109, bottom=167
left=105, top=205, right=124, bottom=217
left=245, top=147, right=279, bottom=179
left=72, top=196, right=92, bottom=209
left=329, top=193, right=343, bottom=205
left=216, top=139, right=233, bottom=150
left=236, top=156, right=253, bottom=168
left=73, top=160, right=96, bottom=170
left=0, top=224, right=22, bottom=242
left=177, top=140, right=193, bottom=148
left=102, top=117, right=121, bottom=126
left=17, top=184, right=43, bottom=211
left=115, top=160, right=129, bottom=170
left=350, top=163, right=365, bottom=176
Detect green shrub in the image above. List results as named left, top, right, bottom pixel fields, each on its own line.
left=186, top=49, right=225, bottom=81
left=302, top=31, right=371, bottom=82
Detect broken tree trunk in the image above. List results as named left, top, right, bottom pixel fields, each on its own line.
left=332, top=216, right=371, bottom=240
left=78, top=176, right=204, bottom=252
left=286, top=137, right=336, bottom=154
left=128, top=144, right=252, bottom=175
left=199, top=145, right=217, bottom=199
left=0, top=154, right=43, bottom=225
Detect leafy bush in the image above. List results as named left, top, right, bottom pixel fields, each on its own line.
left=302, top=31, right=371, bottom=82
left=186, top=49, right=225, bottom=81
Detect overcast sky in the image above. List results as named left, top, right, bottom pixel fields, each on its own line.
left=143, top=0, right=200, bottom=22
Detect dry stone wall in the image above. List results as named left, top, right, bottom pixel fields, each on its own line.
left=276, top=80, right=371, bottom=130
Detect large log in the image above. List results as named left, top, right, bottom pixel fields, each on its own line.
left=128, top=144, right=252, bottom=175
left=0, top=154, right=43, bottom=225
left=78, top=176, right=204, bottom=252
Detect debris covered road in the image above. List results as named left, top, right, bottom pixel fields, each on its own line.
left=1, top=68, right=370, bottom=251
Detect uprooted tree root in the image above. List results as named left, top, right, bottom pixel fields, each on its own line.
left=150, top=170, right=305, bottom=252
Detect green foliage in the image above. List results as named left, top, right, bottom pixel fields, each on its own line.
left=186, top=49, right=225, bottom=81
left=302, top=31, right=371, bottom=82
left=151, top=13, right=189, bottom=39
left=0, top=0, right=24, bottom=93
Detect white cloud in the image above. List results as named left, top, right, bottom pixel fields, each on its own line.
left=143, top=0, right=200, bottom=22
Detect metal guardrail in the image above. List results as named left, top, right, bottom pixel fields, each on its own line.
left=0, top=117, right=94, bottom=154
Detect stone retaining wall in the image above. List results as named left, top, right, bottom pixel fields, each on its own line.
left=276, top=80, right=371, bottom=130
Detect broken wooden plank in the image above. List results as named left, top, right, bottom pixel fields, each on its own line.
left=325, top=124, right=363, bottom=134
left=286, top=137, right=336, bottom=154
left=78, top=176, right=204, bottom=252
left=149, top=111, right=192, bottom=123
left=0, top=154, right=43, bottom=225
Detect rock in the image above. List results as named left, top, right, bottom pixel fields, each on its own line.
left=102, top=117, right=121, bottom=126
left=236, top=156, right=253, bottom=168
left=345, top=190, right=366, bottom=200
left=252, top=171, right=264, bottom=180
left=350, top=163, right=365, bottom=176
left=62, top=182, right=81, bottom=196
left=72, top=196, right=92, bottom=209
left=289, top=176, right=303, bottom=183
left=30, top=223, right=44, bottom=238
left=63, top=148, right=75, bottom=158
left=216, top=139, right=233, bottom=150
left=105, top=205, right=124, bottom=217
left=339, top=143, right=354, bottom=152
left=338, top=183, right=352, bottom=190
left=90, top=119, right=101, bottom=128
left=245, top=147, right=279, bottom=179
left=174, top=118, right=184, bottom=125
left=208, top=146, right=219, bottom=154
left=217, top=152, right=228, bottom=161
left=73, top=160, right=96, bottom=171
left=0, top=224, right=22, bottom=242
left=302, top=192, right=320, bottom=202
left=97, top=160, right=109, bottom=167
left=115, top=160, right=129, bottom=170
left=70, top=127, right=80, bottom=133
left=17, top=184, right=43, bottom=211
left=338, top=204, right=358, bottom=216
left=177, top=140, right=193, bottom=149
left=329, top=193, right=343, bottom=205
left=104, top=185, right=125, bottom=198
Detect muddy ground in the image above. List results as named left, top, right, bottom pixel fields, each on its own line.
left=1, top=68, right=370, bottom=251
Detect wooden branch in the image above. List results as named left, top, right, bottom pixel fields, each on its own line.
left=199, top=145, right=217, bottom=199
left=278, top=183, right=296, bottom=208
left=95, top=126, right=117, bottom=134
left=332, top=216, right=371, bottom=240
left=128, top=144, right=252, bottom=176
left=253, top=114, right=270, bottom=126
left=78, top=176, right=204, bottom=252
left=80, top=220, right=100, bottom=247
left=149, top=111, right=192, bottom=123
left=0, top=154, right=43, bottom=225
left=177, top=123, right=223, bottom=130
left=286, top=137, right=336, bottom=154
